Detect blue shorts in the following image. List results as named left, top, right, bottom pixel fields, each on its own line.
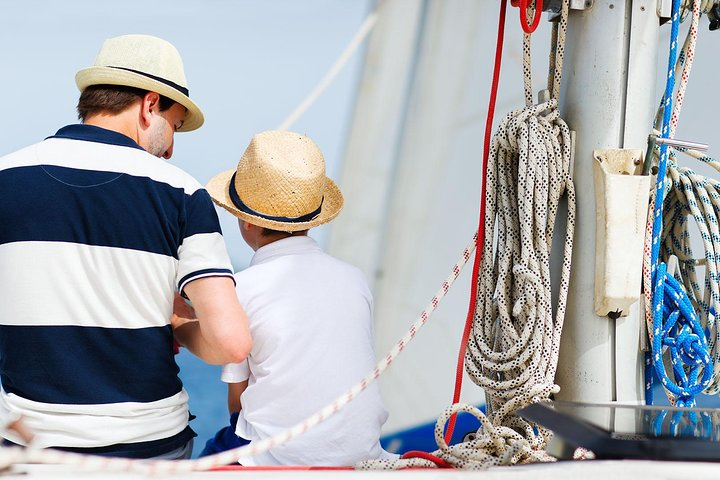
left=200, top=412, right=251, bottom=457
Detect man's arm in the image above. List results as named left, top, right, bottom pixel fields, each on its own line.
left=227, top=380, right=248, bottom=414
left=172, top=276, right=251, bottom=365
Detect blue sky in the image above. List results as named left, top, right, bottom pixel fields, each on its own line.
left=0, top=0, right=371, bottom=267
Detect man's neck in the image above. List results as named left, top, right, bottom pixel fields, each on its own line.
left=84, top=111, right=139, bottom=145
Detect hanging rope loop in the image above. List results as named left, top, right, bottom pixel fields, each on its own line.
left=461, top=87, right=574, bottom=447
left=518, top=0, right=544, bottom=33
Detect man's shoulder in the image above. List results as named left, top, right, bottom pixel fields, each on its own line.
left=141, top=156, right=204, bottom=194
left=42, top=136, right=206, bottom=195
left=0, top=141, right=43, bottom=169
left=99, top=143, right=203, bottom=194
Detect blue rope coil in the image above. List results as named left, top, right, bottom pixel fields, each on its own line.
left=648, top=0, right=713, bottom=407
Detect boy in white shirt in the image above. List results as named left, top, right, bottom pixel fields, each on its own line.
left=201, top=130, right=394, bottom=466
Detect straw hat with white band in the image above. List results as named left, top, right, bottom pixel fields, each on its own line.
left=75, top=34, right=204, bottom=132
left=206, top=130, right=344, bottom=232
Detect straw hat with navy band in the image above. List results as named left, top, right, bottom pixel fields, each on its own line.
left=75, top=34, right=204, bottom=132
left=206, top=130, right=344, bottom=232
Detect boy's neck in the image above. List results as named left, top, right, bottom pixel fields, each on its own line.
left=254, top=231, right=309, bottom=251
left=241, top=220, right=310, bottom=251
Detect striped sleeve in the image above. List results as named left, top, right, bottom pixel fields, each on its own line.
left=176, top=189, right=235, bottom=293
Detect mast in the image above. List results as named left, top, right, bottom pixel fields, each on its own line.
left=554, top=0, right=659, bottom=403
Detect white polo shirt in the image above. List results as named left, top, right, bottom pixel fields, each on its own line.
left=222, top=236, right=393, bottom=466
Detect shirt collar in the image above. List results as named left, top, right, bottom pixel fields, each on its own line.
left=47, top=124, right=145, bottom=151
left=250, top=236, right=322, bottom=267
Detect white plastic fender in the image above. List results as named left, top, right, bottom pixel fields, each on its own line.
left=593, top=149, right=651, bottom=317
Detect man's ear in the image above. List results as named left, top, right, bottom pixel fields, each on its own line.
left=139, top=92, right=161, bottom=128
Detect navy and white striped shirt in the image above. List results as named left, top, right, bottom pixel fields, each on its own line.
left=0, top=125, right=234, bottom=456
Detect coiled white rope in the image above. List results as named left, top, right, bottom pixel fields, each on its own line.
left=463, top=94, right=575, bottom=449
left=461, top=0, right=573, bottom=460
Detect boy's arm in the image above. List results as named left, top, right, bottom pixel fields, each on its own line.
left=228, top=381, right=249, bottom=414
left=172, top=276, right=252, bottom=365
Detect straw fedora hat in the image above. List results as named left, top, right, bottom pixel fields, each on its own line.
left=206, top=130, right=344, bottom=232
left=75, top=34, right=204, bottom=132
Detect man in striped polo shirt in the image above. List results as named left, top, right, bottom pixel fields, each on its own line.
left=0, top=34, right=251, bottom=459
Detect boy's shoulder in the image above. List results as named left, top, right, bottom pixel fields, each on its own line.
left=323, top=251, right=367, bottom=278
left=316, top=251, right=373, bottom=297
left=234, top=247, right=370, bottom=289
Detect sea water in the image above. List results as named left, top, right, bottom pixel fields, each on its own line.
left=176, top=350, right=228, bottom=458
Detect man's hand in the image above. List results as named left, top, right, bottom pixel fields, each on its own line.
left=172, top=292, right=197, bottom=331
left=173, top=292, right=196, bottom=319
left=174, top=277, right=251, bottom=365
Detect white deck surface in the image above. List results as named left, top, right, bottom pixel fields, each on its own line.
left=6, top=461, right=720, bottom=480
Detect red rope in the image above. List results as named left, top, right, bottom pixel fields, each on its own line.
left=211, top=466, right=353, bottom=471
left=519, top=0, right=544, bottom=33
left=401, top=450, right=454, bottom=468
left=443, top=0, right=508, bottom=445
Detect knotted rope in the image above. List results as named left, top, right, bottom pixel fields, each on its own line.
left=368, top=101, right=575, bottom=472
left=359, top=397, right=555, bottom=470
left=361, top=97, right=576, bottom=472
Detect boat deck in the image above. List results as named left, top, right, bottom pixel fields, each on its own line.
left=7, top=460, right=720, bottom=480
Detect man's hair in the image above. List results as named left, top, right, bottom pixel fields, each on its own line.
left=77, top=85, right=176, bottom=121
